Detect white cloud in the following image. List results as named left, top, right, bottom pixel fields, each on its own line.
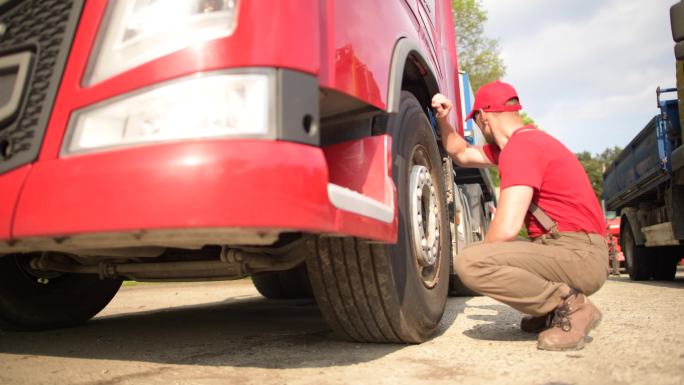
left=478, top=0, right=676, bottom=153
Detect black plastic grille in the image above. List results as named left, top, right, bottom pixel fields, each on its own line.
left=0, top=0, right=84, bottom=174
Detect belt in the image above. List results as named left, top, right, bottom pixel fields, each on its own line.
left=533, top=231, right=606, bottom=246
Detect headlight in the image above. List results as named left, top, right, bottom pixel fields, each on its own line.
left=85, top=0, right=239, bottom=85
left=64, top=71, right=273, bottom=155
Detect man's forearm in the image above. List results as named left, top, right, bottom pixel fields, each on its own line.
left=437, top=118, right=468, bottom=158
left=484, top=221, right=518, bottom=243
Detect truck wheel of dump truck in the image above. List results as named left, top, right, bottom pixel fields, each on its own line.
left=306, top=91, right=450, bottom=343
left=251, top=263, right=314, bottom=299
left=621, top=222, right=655, bottom=281
left=0, top=253, right=122, bottom=331
left=653, top=254, right=680, bottom=281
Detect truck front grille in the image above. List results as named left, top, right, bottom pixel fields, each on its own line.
left=0, top=0, right=84, bottom=174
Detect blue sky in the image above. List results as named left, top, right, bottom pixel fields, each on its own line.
left=480, top=0, right=676, bottom=154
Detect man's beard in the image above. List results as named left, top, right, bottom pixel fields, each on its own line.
left=483, top=129, right=496, bottom=146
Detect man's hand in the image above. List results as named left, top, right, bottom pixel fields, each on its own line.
left=431, top=93, right=452, bottom=121
left=430, top=93, right=494, bottom=168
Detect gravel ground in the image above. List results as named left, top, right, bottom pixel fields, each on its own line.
left=0, top=273, right=682, bottom=385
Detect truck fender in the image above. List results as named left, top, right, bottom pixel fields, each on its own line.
left=621, top=208, right=646, bottom=246
left=386, top=38, right=440, bottom=114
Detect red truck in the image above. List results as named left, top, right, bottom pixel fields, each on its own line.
left=0, top=0, right=495, bottom=343
left=605, top=214, right=624, bottom=274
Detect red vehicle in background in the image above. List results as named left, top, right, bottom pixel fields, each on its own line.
left=605, top=213, right=625, bottom=274
left=0, top=0, right=495, bottom=342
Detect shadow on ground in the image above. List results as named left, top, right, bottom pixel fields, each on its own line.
left=0, top=293, right=463, bottom=368
left=460, top=304, right=536, bottom=342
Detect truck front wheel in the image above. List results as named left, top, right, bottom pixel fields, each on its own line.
left=306, top=92, right=450, bottom=343
left=0, top=253, right=122, bottom=331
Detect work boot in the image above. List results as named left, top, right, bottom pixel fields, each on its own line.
left=537, top=290, right=602, bottom=351
left=520, top=312, right=553, bottom=333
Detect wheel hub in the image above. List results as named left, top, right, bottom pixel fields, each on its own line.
left=409, top=165, right=439, bottom=267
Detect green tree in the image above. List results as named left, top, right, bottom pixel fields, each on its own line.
left=452, top=0, right=506, bottom=91
left=520, top=112, right=535, bottom=127
left=452, top=1, right=542, bottom=125
left=576, top=151, right=603, bottom=201
left=576, top=147, right=622, bottom=201
left=489, top=167, right=500, bottom=187
left=598, top=146, right=622, bottom=165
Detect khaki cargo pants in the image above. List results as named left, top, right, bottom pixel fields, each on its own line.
left=454, top=232, right=609, bottom=316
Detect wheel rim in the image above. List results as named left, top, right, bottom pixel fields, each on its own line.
left=13, top=254, right=63, bottom=285
left=455, top=189, right=468, bottom=250
left=408, top=146, right=441, bottom=288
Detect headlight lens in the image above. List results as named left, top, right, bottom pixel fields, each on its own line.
left=64, top=72, right=273, bottom=155
left=86, top=0, right=239, bottom=85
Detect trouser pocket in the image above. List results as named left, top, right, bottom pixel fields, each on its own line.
left=569, top=246, right=608, bottom=295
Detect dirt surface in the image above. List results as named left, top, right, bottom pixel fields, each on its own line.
left=1, top=273, right=683, bottom=385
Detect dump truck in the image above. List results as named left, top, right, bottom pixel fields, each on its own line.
left=0, top=0, right=495, bottom=342
left=602, top=0, right=684, bottom=281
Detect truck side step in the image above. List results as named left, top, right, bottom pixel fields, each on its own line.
left=642, top=222, right=681, bottom=246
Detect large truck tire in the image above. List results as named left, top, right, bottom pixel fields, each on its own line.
left=306, top=92, right=450, bottom=343
left=621, top=222, right=655, bottom=281
left=0, top=253, right=122, bottom=331
left=251, top=264, right=314, bottom=299
left=653, top=254, right=681, bottom=281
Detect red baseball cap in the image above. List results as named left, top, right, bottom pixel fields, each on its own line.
left=465, top=80, right=522, bottom=121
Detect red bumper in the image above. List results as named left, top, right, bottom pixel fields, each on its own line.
left=5, top=139, right=397, bottom=246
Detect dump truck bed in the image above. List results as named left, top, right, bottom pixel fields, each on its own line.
left=604, top=97, right=682, bottom=211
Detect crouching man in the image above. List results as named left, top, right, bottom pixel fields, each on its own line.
left=432, top=81, right=608, bottom=351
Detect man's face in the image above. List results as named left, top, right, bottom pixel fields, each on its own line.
left=474, top=111, right=496, bottom=145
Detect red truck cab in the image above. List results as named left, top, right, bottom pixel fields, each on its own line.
left=605, top=214, right=624, bottom=273
left=0, top=0, right=492, bottom=342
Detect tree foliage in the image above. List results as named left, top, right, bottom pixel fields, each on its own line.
left=452, top=0, right=505, bottom=91
left=576, top=147, right=623, bottom=201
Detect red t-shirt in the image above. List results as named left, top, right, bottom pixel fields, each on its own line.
left=483, top=126, right=606, bottom=238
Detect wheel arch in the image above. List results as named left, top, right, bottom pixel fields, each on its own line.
left=620, top=207, right=646, bottom=247
left=387, top=38, right=440, bottom=116
left=318, top=38, right=440, bottom=146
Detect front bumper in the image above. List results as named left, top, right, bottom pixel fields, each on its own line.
left=1, top=137, right=397, bottom=253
